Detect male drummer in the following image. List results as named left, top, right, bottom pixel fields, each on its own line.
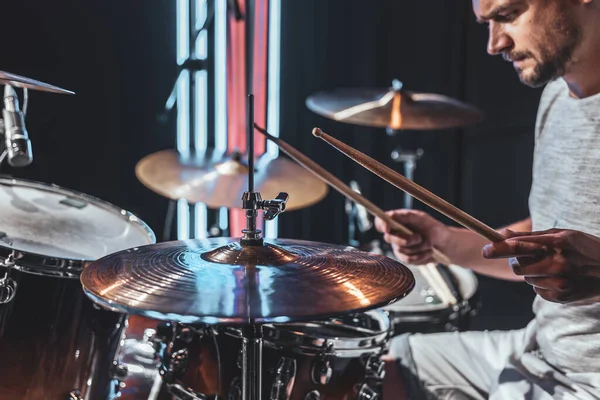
left=376, top=0, right=600, bottom=398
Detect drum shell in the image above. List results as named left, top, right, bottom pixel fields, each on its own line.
left=0, top=177, right=156, bottom=399
left=261, top=341, right=379, bottom=400
left=163, top=332, right=380, bottom=400
left=158, top=311, right=391, bottom=400
left=0, top=268, right=126, bottom=400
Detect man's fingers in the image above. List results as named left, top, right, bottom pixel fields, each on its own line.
left=374, top=216, right=390, bottom=234
left=510, top=254, right=546, bottom=267
left=392, top=242, right=431, bottom=256
left=483, top=239, right=550, bottom=259
left=500, top=228, right=523, bottom=238
left=384, top=233, right=422, bottom=248
left=385, top=209, right=435, bottom=230
left=510, top=252, right=576, bottom=277
left=499, top=228, right=559, bottom=238
left=395, top=250, right=434, bottom=266
left=496, top=231, right=572, bottom=251
left=509, top=256, right=568, bottom=277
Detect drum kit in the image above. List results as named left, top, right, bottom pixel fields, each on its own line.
left=0, top=70, right=486, bottom=400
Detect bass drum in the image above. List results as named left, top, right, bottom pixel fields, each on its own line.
left=0, top=177, right=155, bottom=400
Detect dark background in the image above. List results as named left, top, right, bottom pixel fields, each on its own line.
left=1, top=1, right=541, bottom=330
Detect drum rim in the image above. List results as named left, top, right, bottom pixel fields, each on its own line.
left=258, top=309, right=392, bottom=356
left=0, top=177, right=156, bottom=277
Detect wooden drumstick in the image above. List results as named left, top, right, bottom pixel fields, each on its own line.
left=254, top=124, right=451, bottom=266
left=312, top=127, right=505, bottom=243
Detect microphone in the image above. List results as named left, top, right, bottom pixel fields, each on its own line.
left=2, top=85, right=32, bottom=167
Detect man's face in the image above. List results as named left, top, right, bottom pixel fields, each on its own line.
left=473, top=0, right=582, bottom=87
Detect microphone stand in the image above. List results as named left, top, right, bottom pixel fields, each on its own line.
left=0, top=119, right=7, bottom=168
left=1, top=85, right=32, bottom=168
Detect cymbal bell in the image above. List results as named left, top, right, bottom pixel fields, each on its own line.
left=80, top=237, right=415, bottom=324
left=135, top=149, right=328, bottom=210
left=0, top=70, right=74, bottom=95
left=306, top=80, right=482, bottom=130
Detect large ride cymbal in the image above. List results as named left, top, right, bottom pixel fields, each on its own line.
left=306, top=81, right=482, bottom=130
left=80, top=237, right=415, bottom=324
left=0, top=70, right=74, bottom=95
left=135, top=149, right=328, bottom=210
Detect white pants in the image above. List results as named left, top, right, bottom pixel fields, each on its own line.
left=387, top=325, right=600, bottom=399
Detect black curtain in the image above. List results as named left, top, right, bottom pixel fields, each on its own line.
left=0, top=1, right=177, bottom=233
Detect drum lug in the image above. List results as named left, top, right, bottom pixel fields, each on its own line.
left=143, top=327, right=157, bottom=342
left=176, top=326, right=195, bottom=343
left=0, top=256, right=17, bottom=304
left=270, top=357, right=296, bottom=400
left=365, top=354, right=385, bottom=380
left=169, top=348, right=190, bottom=376
left=357, top=383, right=379, bottom=400
left=110, top=361, right=129, bottom=381
left=0, top=275, right=16, bottom=304
left=312, top=341, right=334, bottom=385
left=304, top=390, right=321, bottom=400
left=311, top=359, right=332, bottom=385
left=152, top=322, right=176, bottom=358
left=67, top=390, right=83, bottom=400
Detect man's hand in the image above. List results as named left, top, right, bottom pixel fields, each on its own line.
left=482, top=228, right=600, bottom=304
left=374, top=209, right=451, bottom=265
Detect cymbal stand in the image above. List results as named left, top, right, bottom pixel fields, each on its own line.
left=346, top=181, right=375, bottom=247
left=346, top=81, right=425, bottom=246
left=390, top=146, right=423, bottom=209
left=342, top=81, right=464, bottom=313
left=240, top=94, right=288, bottom=400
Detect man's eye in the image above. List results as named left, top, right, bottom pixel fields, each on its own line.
left=497, top=11, right=518, bottom=22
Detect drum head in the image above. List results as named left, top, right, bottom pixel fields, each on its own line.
left=383, top=264, right=478, bottom=313
left=0, top=178, right=155, bottom=262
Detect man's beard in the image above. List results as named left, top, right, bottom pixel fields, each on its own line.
left=507, top=13, right=582, bottom=87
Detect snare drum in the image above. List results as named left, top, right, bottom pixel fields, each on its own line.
left=260, top=310, right=391, bottom=400
left=156, top=310, right=392, bottom=400
left=0, top=178, right=155, bottom=400
left=382, top=264, right=480, bottom=334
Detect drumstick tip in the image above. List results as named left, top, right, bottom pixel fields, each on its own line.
left=312, top=127, right=323, bottom=137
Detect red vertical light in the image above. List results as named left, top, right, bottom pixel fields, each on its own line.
left=227, top=0, right=270, bottom=238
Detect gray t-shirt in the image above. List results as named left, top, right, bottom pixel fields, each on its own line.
left=529, top=78, right=600, bottom=373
